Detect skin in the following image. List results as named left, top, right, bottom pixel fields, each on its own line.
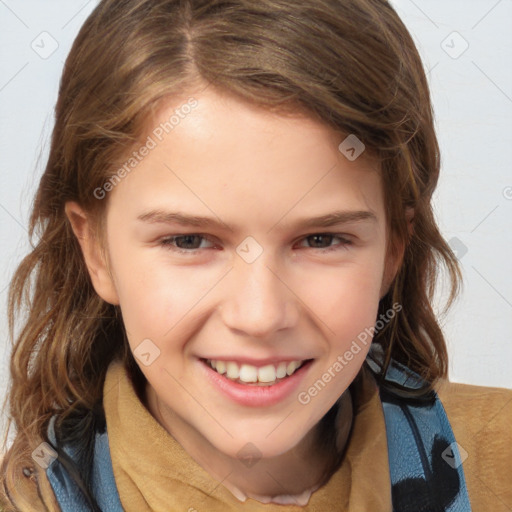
left=67, top=86, right=401, bottom=504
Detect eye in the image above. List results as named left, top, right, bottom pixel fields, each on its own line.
left=159, top=232, right=353, bottom=255
left=160, top=234, right=216, bottom=253
left=297, top=233, right=352, bottom=252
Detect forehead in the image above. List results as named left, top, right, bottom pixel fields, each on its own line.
left=146, top=88, right=355, bottom=163
left=108, top=88, right=385, bottom=228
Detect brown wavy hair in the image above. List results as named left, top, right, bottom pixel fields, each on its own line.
left=1, top=0, right=461, bottom=509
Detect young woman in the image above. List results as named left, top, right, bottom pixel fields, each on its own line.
left=1, top=0, right=510, bottom=510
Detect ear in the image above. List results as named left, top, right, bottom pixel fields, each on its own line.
left=380, top=207, right=414, bottom=298
left=65, top=201, right=120, bottom=305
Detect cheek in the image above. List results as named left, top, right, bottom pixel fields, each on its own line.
left=330, top=269, right=382, bottom=344
left=303, top=256, right=385, bottom=338
left=108, top=242, right=226, bottom=361
left=297, top=256, right=385, bottom=392
left=105, top=238, right=195, bottom=340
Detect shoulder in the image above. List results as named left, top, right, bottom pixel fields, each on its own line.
left=436, top=378, right=512, bottom=427
left=436, top=379, right=512, bottom=510
left=436, top=379, right=512, bottom=439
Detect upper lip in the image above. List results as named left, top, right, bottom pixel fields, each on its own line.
left=199, top=356, right=313, bottom=368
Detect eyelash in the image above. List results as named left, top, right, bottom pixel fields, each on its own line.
left=159, top=233, right=353, bottom=255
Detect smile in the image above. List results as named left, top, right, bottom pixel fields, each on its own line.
left=199, top=357, right=314, bottom=407
left=205, top=359, right=307, bottom=386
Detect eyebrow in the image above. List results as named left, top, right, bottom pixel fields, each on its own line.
left=136, top=209, right=377, bottom=232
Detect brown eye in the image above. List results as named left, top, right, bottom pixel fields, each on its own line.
left=160, top=234, right=215, bottom=253
left=299, top=233, right=352, bottom=251
left=306, top=234, right=334, bottom=248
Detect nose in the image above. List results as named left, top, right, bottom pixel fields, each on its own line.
left=219, top=253, right=299, bottom=339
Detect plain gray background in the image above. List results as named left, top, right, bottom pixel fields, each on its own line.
left=1, top=0, right=511, bottom=434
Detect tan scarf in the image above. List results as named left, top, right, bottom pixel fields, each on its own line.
left=103, top=359, right=392, bottom=511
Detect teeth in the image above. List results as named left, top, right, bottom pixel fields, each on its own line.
left=258, top=364, right=276, bottom=383
left=215, top=360, right=226, bottom=374
left=207, top=359, right=305, bottom=384
left=276, top=362, right=287, bottom=379
left=286, top=361, right=299, bottom=376
left=226, top=362, right=239, bottom=379
left=239, top=364, right=258, bottom=383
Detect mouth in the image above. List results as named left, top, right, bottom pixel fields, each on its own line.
left=201, top=358, right=311, bottom=386
left=198, top=357, right=314, bottom=407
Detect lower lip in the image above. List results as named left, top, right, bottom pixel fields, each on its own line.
left=198, top=359, right=313, bottom=407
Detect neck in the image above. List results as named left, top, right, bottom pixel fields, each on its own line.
left=144, top=385, right=353, bottom=505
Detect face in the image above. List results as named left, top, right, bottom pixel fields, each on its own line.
left=84, top=87, right=394, bottom=460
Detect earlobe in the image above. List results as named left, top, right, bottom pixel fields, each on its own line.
left=65, top=202, right=120, bottom=305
